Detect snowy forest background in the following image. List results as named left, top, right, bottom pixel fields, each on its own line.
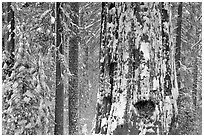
left=1, top=2, right=202, bottom=135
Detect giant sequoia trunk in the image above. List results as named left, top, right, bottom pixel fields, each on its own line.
left=68, top=2, right=79, bottom=135
left=54, top=2, right=64, bottom=135
left=94, top=2, right=178, bottom=135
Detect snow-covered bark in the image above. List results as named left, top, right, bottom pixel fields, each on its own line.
left=94, top=2, right=178, bottom=135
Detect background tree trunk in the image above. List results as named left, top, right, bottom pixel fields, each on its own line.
left=191, top=4, right=199, bottom=108
left=3, top=2, right=15, bottom=80
left=192, top=56, right=198, bottom=107
left=6, top=2, right=15, bottom=54
left=54, top=2, right=64, bottom=135
left=175, top=2, right=182, bottom=91
left=94, top=2, right=179, bottom=135
left=68, top=2, right=79, bottom=135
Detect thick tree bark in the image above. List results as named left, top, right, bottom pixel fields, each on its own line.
left=171, top=3, right=182, bottom=134
left=94, top=2, right=178, bottom=135
left=54, top=2, right=64, bottom=135
left=68, top=2, right=79, bottom=135
left=175, top=2, right=182, bottom=91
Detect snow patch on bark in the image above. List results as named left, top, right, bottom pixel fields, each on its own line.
left=138, top=120, right=146, bottom=135
left=101, top=117, right=107, bottom=128
left=140, top=42, right=150, bottom=60
left=107, top=90, right=127, bottom=134
left=153, top=77, right=159, bottom=90
left=163, top=96, right=173, bottom=133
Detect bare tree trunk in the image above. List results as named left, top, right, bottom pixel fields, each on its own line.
left=6, top=2, right=15, bottom=54
left=192, top=4, right=199, bottom=108
left=192, top=57, right=198, bottom=107
left=2, top=3, right=15, bottom=134
left=94, top=2, right=178, bottom=135
left=3, top=2, right=15, bottom=80
left=54, top=2, right=64, bottom=135
left=68, top=2, right=79, bottom=135
left=175, top=2, right=182, bottom=91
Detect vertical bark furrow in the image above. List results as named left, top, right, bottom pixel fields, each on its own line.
left=161, top=3, right=172, bottom=97
left=95, top=2, right=108, bottom=134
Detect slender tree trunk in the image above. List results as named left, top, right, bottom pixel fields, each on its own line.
left=94, top=2, right=178, bottom=135
left=68, top=2, right=79, bottom=135
left=78, top=4, right=90, bottom=134
left=6, top=2, right=15, bottom=54
left=54, top=2, right=64, bottom=135
left=192, top=4, right=199, bottom=108
left=3, top=2, right=15, bottom=80
left=192, top=56, right=198, bottom=107
left=2, top=3, right=15, bottom=134
left=192, top=38, right=198, bottom=108
left=175, top=2, right=182, bottom=91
